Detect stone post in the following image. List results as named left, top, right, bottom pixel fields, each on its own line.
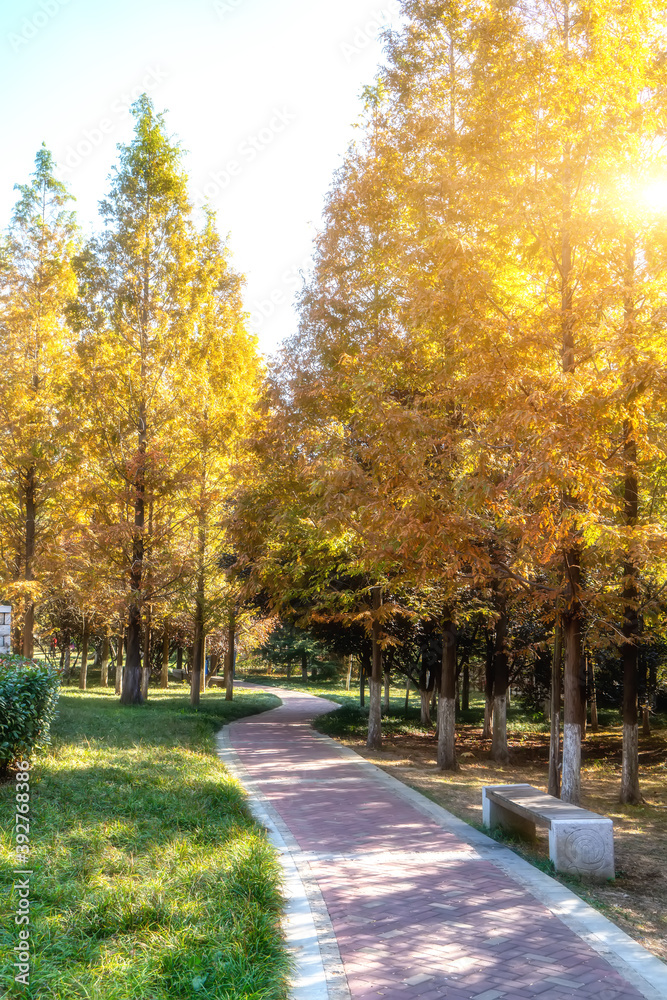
left=0, top=606, right=11, bottom=652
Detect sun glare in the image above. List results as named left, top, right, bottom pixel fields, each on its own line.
left=640, top=179, right=667, bottom=214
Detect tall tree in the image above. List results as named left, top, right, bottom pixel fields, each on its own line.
left=77, top=97, right=199, bottom=704
left=0, top=146, right=79, bottom=657
left=177, top=217, right=262, bottom=707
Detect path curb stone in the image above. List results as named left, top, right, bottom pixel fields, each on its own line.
left=220, top=687, right=667, bottom=1000
left=216, top=726, right=349, bottom=1000
left=314, top=730, right=667, bottom=1000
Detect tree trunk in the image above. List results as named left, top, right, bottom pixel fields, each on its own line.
left=191, top=615, right=204, bottom=708
left=190, top=502, right=206, bottom=706
left=638, top=650, right=648, bottom=735
left=383, top=668, right=391, bottom=715
left=588, top=654, right=598, bottom=732
left=580, top=658, right=588, bottom=740
left=301, top=650, right=308, bottom=682
left=100, top=634, right=110, bottom=687
left=123, top=599, right=144, bottom=704
left=548, top=614, right=562, bottom=797
left=462, top=661, right=470, bottom=712
left=208, top=652, right=220, bottom=679
left=177, top=644, right=183, bottom=673
left=437, top=617, right=457, bottom=770
left=141, top=612, right=151, bottom=701
left=161, top=624, right=169, bottom=688
left=367, top=586, right=382, bottom=750
left=359, top=652, right=368, bottom=707
left=121, top=394, right=146, bottom=705
left=641, top=648, right=651, bottom=735
left=558, top=45, right=585, bottom=802
left=404, top=675, right=410, bottom=717
left=202, top=635, right=209, bottom=692
left=345, top=655, right=352, bottom=691
left=561, top=593, right=584, bottom=805
left=13, top=618, right=22, bottom=655
left=63, top=632, right=71, bottom=683
left=115, top=631, right=124, bottom=695
left=22, top=466, right=36, bottom=660
left=648, top=653, right=657, bottom=711
left=642, top=703, right=651, bottom=736
left=79, top=627, right=89, bottom=690
left=419, top=688, right=431, bottom=726
left=491, top=599, right=510, bottom=764
left=619, top=234, right=642, bottom=805
left=286, top=659, right=291, bottom=682
left=224, top=612, right=235, bottom=701
left=620, top=420, right=641, bottom=803
left=483, top=631, right=494, bottom=738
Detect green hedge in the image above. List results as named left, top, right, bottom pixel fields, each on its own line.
left=0, top=654, right=60, bottom=771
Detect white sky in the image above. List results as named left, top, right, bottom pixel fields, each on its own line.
left=0, top=0, right=401, bottom=357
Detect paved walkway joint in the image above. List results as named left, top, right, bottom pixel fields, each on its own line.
left=222, top=687, right=667, bottom=1000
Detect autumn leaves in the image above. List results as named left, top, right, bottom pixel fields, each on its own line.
left=230, top=1, right=667, bottom=803
left=0, top=100, right=261, bottom=705
left=1, top=1, right=665, bottom=806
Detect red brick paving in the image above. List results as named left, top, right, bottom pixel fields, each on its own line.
left=228, top=691, right=647, bottom=1000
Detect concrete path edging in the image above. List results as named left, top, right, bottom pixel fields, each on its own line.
left=219, top=687, right=667, bottom=1000
left=314, top=730, right=667, bottom=1000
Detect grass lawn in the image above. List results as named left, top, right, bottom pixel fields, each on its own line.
left=0, top=685, right=290, bottom=1000
left=243, top=671, right=667, bottom=964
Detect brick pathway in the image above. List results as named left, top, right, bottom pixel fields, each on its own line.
left=227, top=689, right=651, bottom=1000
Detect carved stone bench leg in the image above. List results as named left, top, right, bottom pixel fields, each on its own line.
left=549, top=818, right=615, bottom=881
left=482, top=790, right=536, bottom=840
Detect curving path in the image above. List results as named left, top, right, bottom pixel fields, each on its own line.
left=220, top=687, right=666, bottom=1000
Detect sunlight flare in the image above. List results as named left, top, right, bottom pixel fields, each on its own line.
left=640, top=179, right=667, bottom=214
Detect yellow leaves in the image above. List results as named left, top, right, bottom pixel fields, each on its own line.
left=6, top=579, right=42, bottom=603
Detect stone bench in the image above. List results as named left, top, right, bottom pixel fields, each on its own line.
left=482, top=783, right=614, bottom=881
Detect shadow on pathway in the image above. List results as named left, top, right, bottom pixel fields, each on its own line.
left=226, top=686, right=664, bottom=1000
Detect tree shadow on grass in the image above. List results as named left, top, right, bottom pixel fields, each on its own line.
left=0, top=690, right=288, bottom=1000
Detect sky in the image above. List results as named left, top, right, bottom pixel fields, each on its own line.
left=0, top=0, right=402, bottom=358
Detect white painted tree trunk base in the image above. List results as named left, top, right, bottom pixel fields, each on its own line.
left=492, top=695, right=509, bottom=762
left=561, top=722, right=582, bottom=804
left=483, top=696, right=493, bottom=739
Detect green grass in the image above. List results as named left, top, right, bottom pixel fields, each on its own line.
left=246, top=675, right=666, bottom=740
left=246, top=677, right=551, bottom=740
left=0, top=686, right=290, bottom=1000
left=240, top=672, right=430, bottom=719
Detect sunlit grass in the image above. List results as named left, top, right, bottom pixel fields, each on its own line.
left=0, top=686, right=290, bottom=1000
left=257, top=677, right=554, bottom=740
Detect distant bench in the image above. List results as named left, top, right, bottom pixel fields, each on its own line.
left=482, top=783, right=614, bottom=881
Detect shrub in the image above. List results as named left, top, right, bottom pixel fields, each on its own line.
left=311, top=659, right=341, bottom=681
left=0, top=654, right=60, bottom=772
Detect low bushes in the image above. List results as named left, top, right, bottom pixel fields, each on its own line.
left=0, top=654, right=60, bottom=772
